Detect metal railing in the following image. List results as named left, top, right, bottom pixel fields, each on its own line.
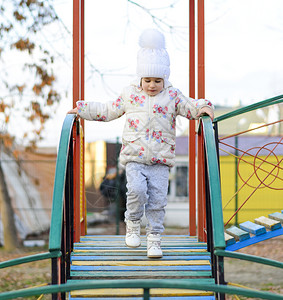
left=197, top=96, right=283, bottom=300
left=1, top=278, right=283, bottom=300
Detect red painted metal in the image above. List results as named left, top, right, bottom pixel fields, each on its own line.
left=189, top=0, right=196, bottom=236
left=198, top=0, right=205, bottom=99
left=222, top=135, right=283, bottom=226
left=219, top=119, right=283, bottom=141
left=189, top=0, right=206, bottom=239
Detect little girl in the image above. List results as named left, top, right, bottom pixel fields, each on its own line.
left=68, top=28, right=214, bottom=258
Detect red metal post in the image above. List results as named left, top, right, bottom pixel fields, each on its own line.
left=198, top=0, right=205, bottom=99
left=189, top=0, right=196, bottom=236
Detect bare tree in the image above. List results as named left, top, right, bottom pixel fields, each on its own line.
left=0, top=0, right=62, bottom=249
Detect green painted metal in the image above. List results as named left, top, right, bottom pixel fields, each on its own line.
left=215, top=249, right=283, bottom=269
left=49, top=114, right=76, bottom=251
left=201, top=116, right=226, bottom=250
left=1, top=279, right=283, bottom=300
left=0, top=251, right=61, bottom=269
left=70, top=271, right=212, bottom=278
left=143, top=288, right=150, bottom=300
left=69, top=278, right=215, bottom=284
left=214, top=94, right=283, bottom=123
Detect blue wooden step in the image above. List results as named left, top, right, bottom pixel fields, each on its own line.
left=254, top=216, right=282, bottom=231
left=269, top=212, right=283, bottom=223
left=225, top=226, right=250, bottom=241
left=239, top=221, right=266, bottom=236
left=68, top=235, right=215, bottom=299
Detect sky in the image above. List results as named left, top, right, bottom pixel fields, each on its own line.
left=35, top=0, right=283, bottom=147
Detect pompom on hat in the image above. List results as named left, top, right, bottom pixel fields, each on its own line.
left=136, top=28, right=170, bottom=80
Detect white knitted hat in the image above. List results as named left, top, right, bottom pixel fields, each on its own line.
left=137, top=29, right=170, bottom=79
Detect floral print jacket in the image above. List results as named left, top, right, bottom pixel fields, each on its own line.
left=77, top=80, right=213, bottom=167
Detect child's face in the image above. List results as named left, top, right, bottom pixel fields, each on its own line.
left=141, top=77, right=164, bottom=96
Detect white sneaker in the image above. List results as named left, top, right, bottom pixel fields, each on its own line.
left=125, top=220, right=141, bottom=248
left=147, top=234, right=162, bottom=258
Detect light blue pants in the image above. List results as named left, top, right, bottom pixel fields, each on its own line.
left=125, top=162, right=169, bottom=234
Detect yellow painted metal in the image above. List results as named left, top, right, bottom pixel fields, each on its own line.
left=73, top=249, right=207, bottom=253
left=72, top=260, right=210, bottom=266
left=70, top=288, right=213, bottom=297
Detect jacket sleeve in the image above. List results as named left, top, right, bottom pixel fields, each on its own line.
left=77, top=95, right=125, bottom=121
left=175, top=89, right=214, bottom=120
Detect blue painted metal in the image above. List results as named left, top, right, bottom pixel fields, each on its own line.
left=73, top=246, right=207, bottom=251
left=71, top=265, right=212, bottom=271
left=225, top=227, right=283, bottom=251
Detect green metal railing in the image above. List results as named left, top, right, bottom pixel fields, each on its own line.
left=0, top=279, right=283, bottom=300
left=214, top=94, right=283, bottom=123
left=1, top=103, right=283, bottom=299
left=201, top=116, right=226, bottom=250
left=49, top=113, right=76, bottom=252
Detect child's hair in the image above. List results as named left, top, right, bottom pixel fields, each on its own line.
left=136, top=29, right=170, bottom=80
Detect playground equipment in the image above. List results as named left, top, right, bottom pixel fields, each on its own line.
left=0, top=100, right=282, bottom=299
left=214, top=96, right=283, bottom=253
left=0, top=0, right=283, bottom=299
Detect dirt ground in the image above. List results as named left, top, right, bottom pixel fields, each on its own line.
left=0, top=223, right=282, bottom=299
left=224, top=235, right=283, bottom=294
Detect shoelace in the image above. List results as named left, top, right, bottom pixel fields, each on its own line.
left=127, top=225, right=140, bottom=235
left=148, top=240, right=161, bottom=249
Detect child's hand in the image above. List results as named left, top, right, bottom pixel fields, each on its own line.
left=67, top=107, right=78, bottom=114
left=197, top=106, right=214, bottom=121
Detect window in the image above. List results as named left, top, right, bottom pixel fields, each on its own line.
left=175, top=166, right=188, bottom=197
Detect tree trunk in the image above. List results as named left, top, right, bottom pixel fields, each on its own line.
left=0, top=162, right=19, bottom=250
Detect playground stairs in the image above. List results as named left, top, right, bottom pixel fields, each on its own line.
left=225, top=211, right=283, bottom=251
left=68, top=234, right=216, bottom=299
